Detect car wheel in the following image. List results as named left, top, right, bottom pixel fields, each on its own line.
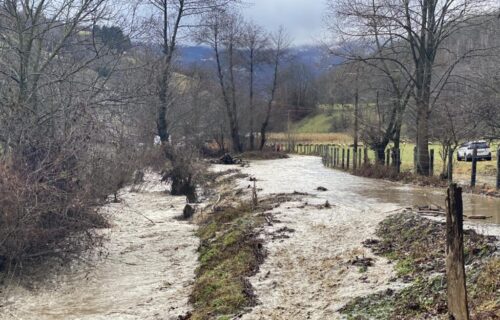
left=457, top=155, right=463, bottom=161
left=486, top=156, right=492, bottom=161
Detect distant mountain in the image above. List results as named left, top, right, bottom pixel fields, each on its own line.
left=176, top=45, right=344, bottom=75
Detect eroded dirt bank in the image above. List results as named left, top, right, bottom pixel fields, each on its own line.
left=0, top=173, right=198, bottom=320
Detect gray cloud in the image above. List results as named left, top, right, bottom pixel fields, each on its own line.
left=242, top=0, right=328, bottom=45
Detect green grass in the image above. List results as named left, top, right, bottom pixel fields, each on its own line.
left=293, top=113, right=338, bottom=133
left=190, top=204, right=265, bottom=320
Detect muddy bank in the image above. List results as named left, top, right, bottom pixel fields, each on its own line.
left=0, top=173, right=199, bottom=320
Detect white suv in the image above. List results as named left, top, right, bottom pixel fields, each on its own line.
left=457, top=141, right=492, bottom=161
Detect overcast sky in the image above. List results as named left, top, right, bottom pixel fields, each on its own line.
left=241, top=0, right=329, bottom=46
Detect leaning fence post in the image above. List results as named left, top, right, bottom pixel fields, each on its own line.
left=496, top=148, right=500, bottom=190
left=471, top=147, right=478, bottom=187
left=446, top=184, right=470, bottom=320
left=430, top=149, right=435, bottom=176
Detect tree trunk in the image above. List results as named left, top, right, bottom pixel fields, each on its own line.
left=374, top=144, right=387, bottom=164
left=157, top=69, right=170, bottom=143
left=416, top=100, right=430, bottom=175
left=249, top=49, right=255, bottom=150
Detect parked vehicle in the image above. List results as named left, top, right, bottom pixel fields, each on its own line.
left=457, top=141, right=492, bottom=161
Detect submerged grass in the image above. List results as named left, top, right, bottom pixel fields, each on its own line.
left=190, top=204, right=265, bottom=320
left=341, top=213, right=499, bottom=319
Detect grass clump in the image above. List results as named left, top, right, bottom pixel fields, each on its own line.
left=190, top=204, right=265, bottom=320
left=341, top=213, right=498, bottom=319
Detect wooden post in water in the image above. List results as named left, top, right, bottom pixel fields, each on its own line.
left=471, top=147, right=478, bottom=187
left=430, top=149, right=435, bottom=176
left=446, top=184, right=470, bottom=320
left=448, top=148, right=454, bottom=183
left=342, top=149, right=345, bottom=169
left=347, top=149, right=351, bottom=170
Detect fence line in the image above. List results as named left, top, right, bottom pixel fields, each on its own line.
left=271, top=143, right=500, bottom=189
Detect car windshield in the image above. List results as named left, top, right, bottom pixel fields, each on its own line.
left=470, top=142, right=489, bottom=149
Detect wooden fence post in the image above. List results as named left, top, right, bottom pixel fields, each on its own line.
left=364, top=147, right=368, bottom=164
left=496, top=148, right=499, bottom=190
left=347, top=149, right=351, bottom=170
left=471, top=147, right=477, bottom=187
left=386, top=148, right=391, bottom=167
left=358, top=148, right=362, bottom=169
left=430, top=149, right=435, bottom=176
left=413, top=146, right=417, bottom=173
left=342, top=149, right=345, bottom=169
left=448, top=148, right=454, bottom=183
left=446, top=184, right=470, bottom=320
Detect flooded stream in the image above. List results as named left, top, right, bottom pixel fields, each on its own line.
left=0, top=173, right=198, bottom=320
left=241, top=155, right=500, bottom=226
left=234, top=155, right=499, bottom=320
left=1, top=157, right=498, bottom=320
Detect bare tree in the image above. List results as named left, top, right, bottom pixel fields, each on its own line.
left=259, top=27, right=289, bottom=150
left=143, top=0, right=238, bottom=144
left=198, top=10, right=244, bottom=152
left=329, top=0, right=496, bottom=175
left=241, top=22, right=268, bottom=150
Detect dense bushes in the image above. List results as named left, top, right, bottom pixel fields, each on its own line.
left=0, top=140, right=143, bottom=274
left=162, top=146, right=205, bottom=203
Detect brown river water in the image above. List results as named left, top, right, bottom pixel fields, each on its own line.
left=238, top=155, right=500, bottom=226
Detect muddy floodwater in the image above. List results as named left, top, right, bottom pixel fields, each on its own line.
left=241, top=155, right=500, bottom=226
left=0, top=173, right=198, bottom=320
left=232, top=155, right=500, bottom=319
left=1, top=157, right=498, bottom=320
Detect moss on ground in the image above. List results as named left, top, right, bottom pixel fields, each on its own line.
left=341, top=213, right=499, bottom=320
left=190, top=204, right=265, bottom=320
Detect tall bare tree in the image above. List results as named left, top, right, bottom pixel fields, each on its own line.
left=241, top=22, right=267, bottom=150
left=144, top=0, right=238, bottom=143
left=330, top=0, right=496, bottom=175
left=259, top=27, right=289, bottom=150
left=198, top=10, right=244, bottom=152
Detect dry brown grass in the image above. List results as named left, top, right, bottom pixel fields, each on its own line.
left=268, top=132, right=353, bottom=144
